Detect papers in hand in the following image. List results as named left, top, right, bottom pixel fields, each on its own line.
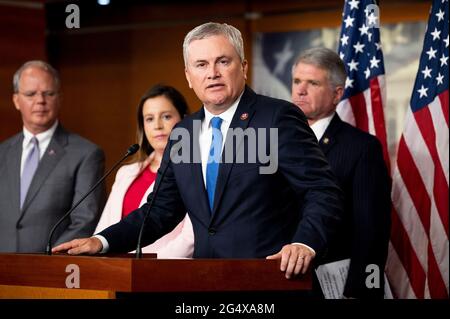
left=315, top=259, right=350, bottom=299
left=315, top=258, right=394, bottom=299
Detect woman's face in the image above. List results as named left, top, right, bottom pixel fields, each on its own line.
left=142, top=95, right=182, bottom=153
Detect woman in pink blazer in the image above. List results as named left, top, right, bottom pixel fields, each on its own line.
left=95, top=84, right=194, bottom=258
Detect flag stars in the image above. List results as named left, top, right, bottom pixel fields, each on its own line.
left=368, top=32, right=373, bottom=42
left=359, top=24, right=370, bottom=36
left=430, top=28, right=441, bottom=40
left=367, top=12, right=379, bottom=27
left=344, top=15, right=355, bottom=28
left=370, top=56, right=381, bottom=68
left=348, top=0, right=359, bottom=10
left=347, top=59, right=359, bottom=71
left=435, top=9, right=445, bottom=22
left=339, top=51, right=345, bottom=60
left=364, top=67, right=371, bottom=79
left=353, top=41, right=365, bottom=53
left=436, top=72, right=444, bottom=85
left=444, top=35, right=449, bottom=47
left=426, top=46, right=437, bottom=60
left=440, top=54, right=448, bottom=66
left=421, top=65, right=432, bottom=79
left=345, top=77, right=354, bottom=89
left=375, top=42, right=382, bottom=50
left=417, top=85, right=428, bottom=98
left=341, top=34, right=349, bottom=46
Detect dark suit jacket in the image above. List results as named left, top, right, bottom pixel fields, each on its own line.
left=0, top=124, right=106, bottom=252
left=101, top=86, right=344, bottom=259
left=318, top=114, right=391, bottom=298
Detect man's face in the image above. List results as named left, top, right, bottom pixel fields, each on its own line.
left=13, top=67, right=60, bottom=134
left=291, top=62, right=343, bottom=125
left=185, top=34, right=248, bottom=114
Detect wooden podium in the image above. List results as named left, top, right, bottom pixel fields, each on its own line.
left=0, top=253, right=312, bottom=299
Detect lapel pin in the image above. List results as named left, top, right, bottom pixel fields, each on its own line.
left=48, top=149, right=56, bottom=156
left=323, top=137, right=330, bottom=145
left=240, top=113, right=249, bottom=120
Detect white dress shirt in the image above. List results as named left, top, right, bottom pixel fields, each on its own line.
left=199, top=94, right=242, bottom=186
left=21, top=120, right=58, bottom=177
left=309, top=113, right=335, bottom=141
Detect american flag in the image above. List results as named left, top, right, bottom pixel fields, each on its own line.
left=337, top=0, right=390, bottom=170
left=386, top=0, right=449, bottom=299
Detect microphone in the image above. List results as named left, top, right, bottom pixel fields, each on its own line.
left=45, top=144, right=140, bottom=255
left=135, top=141, right=182, bottom=258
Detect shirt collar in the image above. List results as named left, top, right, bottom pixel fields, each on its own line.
left=309, top=113, right=335, bottom=141
left=23, top=120, right=58, bottom=148
left=203, top=90, right=244, bottom=127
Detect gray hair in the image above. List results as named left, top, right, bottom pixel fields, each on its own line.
left=183, top=22, right=245, bottom=66
left=292, top=47, right=346, bottom=88
left=13, top=60, right=60, bottom=93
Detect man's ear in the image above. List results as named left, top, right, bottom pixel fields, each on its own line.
left=333, top=85, right=344, bottom=105
left=12, top=94, right=20, bottom=111
left=185, top=68, right=192, bottom=89
left=242, top=60, right=248, bottom=80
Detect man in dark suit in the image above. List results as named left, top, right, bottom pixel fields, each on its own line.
left=291, top=47, right=391, bottom=298
left=53, top=23, right=343, bottom=279
left=0, top=60, right=106, bottom=253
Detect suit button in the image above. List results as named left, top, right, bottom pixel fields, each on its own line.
left=208, top=228, right=216, bottom=235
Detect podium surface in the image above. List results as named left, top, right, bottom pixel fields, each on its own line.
left=0, top=253, right=311, bottom=298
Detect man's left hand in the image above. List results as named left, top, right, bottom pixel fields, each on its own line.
left=266, top=244, right=315, bottom=279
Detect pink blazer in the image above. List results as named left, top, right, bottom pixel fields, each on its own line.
left=95, top=161, right=194, bottom=258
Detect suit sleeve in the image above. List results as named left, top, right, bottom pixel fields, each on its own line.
left=274, top=102, right=344, bottom=260
left=54, top=146, right=106, bottom=244
left=99, top=140, right=186, bottom=253
left=344, top=138, right=391, bottom=298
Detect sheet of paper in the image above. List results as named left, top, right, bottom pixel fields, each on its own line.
left=315, top=259, right=394, bottom=299
left=315, top=258, right=350, bottom=299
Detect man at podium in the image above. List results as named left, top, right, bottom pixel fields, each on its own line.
left=53, top=22, right=344, bottom=280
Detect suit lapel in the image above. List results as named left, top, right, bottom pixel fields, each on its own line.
left=6, top=134, right=23, bottom=218
left=319, top=114, right=342, bottom=155
left=212, top=86, right=256, bottom=217
left=21, top=125, right=67, bottom=214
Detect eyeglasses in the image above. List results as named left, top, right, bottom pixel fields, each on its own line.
left=18, top=91, right=58, bottom=99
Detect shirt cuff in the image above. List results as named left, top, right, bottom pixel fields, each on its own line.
left=292, top=242, right=316, bottom=256
left=93, top=234, right=109, bottom=254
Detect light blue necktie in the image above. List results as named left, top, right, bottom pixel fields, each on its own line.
left=206, top=117, right=223, bottom=211
left=20, top=137, right=40, bottom=209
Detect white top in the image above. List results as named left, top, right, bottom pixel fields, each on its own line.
left=95, top=160, right=194, bottom=257
left=21, top=120, right=58, bottom=177
left=309, top=113, right=335, bottom=141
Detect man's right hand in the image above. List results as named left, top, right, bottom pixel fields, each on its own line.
left=52, top=237, right=103, bottom=255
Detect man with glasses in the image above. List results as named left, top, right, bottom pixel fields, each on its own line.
left=0, top=60, right=106, bottom=253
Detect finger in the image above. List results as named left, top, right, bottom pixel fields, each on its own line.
left=266, top=252, right=281, bottom=260
left=67, top=239, right=92, bottom=255
left=52, top=240, right=79, bottom=253
left=279, top=249, right=292, bottom=272
left=284, top=251, right=299, bottom=279
left=293, top=255, right=305, bottom=276
left=301, top=255, right=313, bottom=274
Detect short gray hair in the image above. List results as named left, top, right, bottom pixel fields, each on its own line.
left=292, top=47, right=346, bottom=88
left=183, top=22, right=245, bottom=66
left=13, top=60, right=60, bottom=93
